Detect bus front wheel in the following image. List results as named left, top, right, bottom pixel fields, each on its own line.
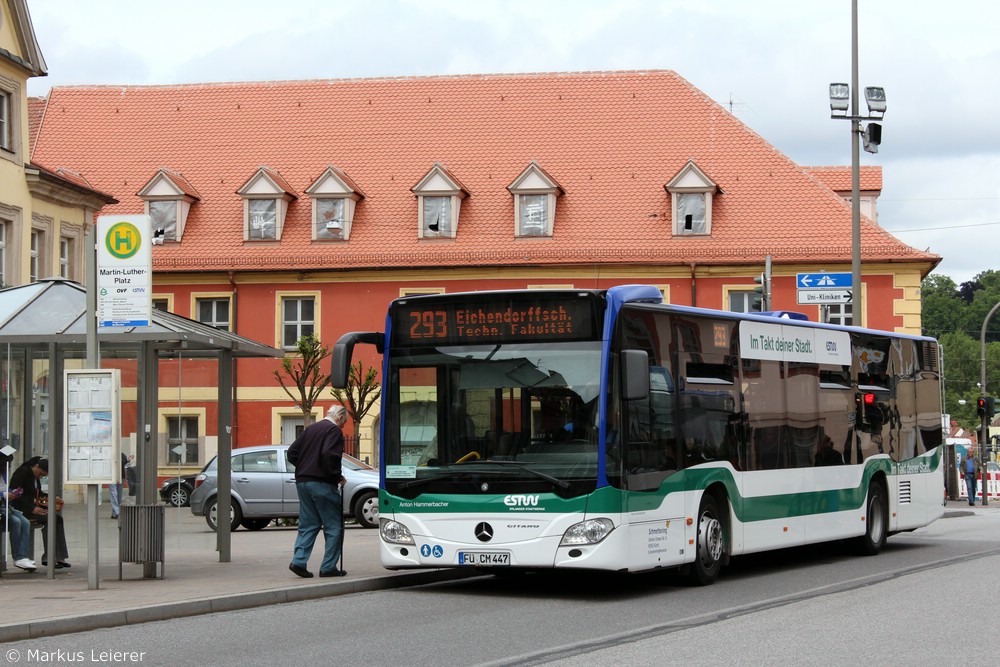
left=689, top=493, right=725, bottom=586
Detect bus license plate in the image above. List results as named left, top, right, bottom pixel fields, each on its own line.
left=458, top=551, right=510, bottom=566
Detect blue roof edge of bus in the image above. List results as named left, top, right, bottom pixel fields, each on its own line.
left=760, top=310, right=809, bottom=321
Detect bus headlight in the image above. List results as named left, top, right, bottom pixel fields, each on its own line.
left=380, top=518, right=415, bottom=545
left=560, top=518, right=614, bottom=546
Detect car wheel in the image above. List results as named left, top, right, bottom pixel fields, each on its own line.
left=241, top=518, right=272, bottom=531
left=205, top=497, right=243, bottom=532
left=352, top=490, right=379, bottom=529
left=168, top=484, right=190, bottom=508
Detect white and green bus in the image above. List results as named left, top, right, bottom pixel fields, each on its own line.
left=332, top=285, right=944, bottom=584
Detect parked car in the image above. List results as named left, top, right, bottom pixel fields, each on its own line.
left=189, top=444, right=379, bottom=531
left=159, top=474, right=198, bottom=507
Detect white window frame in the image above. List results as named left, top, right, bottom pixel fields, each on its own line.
left=726, top=289, right=762, bottom=313
left=278, top=294, right=318, bottom=350
left=194, top=296, right=232, bottom=330
left=516, top=193, right=552, bottom=237
left=306, top=167, right=363, bottom=241
left=0, top=75, right=21, bottom=163
left=148, top=200, right=179, bottom=242
left=0, top=220, right=7, bottom=288
left=239, top=168, right=295, bottom=242
left=247, top=198, right=278, bottom=241
left=138, top=169, right=199, bottom=242
left=29, top=229, right=42, bottom=283
left=666, top=160, right=718, bottom=237
left=508, top=162, right=562, bottom=238
left=412, top=164, right=467, bottom=240
left=314, top=198, right=347, bottom=240
left=824, top=303, right=853, bottom=326
left=0, top=88, right=11, bottom=153
left=59, top=237, right=70, bottom=278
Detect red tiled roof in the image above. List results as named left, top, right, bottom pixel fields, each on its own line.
left=141, top=167, right=202, bottom=201
left=30, top=71, right=936, bottom=273
left=27, top=96, right=45, bottom=155
left=805, top=165, right=883, bottom=192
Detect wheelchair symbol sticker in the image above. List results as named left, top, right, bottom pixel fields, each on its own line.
left=420, top=544, right=445, bottom=558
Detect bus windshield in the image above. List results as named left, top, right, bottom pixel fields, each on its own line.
left=383, top=340, right=602, bottom=498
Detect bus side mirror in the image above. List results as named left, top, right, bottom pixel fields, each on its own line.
left=621, top=350, right=650, bottom=401
left=331, top=332, right=384, bottom=388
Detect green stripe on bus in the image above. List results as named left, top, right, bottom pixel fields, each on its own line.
left=383, top=448, right=941, bottom=523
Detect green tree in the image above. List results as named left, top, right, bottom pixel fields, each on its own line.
left=273, top=334, right=331, bottom=426
left=330, top=360, right=381, bottom=436
left=920, top=274, right=962, bottom=340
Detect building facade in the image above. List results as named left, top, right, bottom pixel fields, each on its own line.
left=25, top=70, right=939, bottom=477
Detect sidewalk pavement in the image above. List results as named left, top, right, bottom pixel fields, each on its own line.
left=1, top=498, right=996, bottom=642
left=0, top=502, right=472, bottom=643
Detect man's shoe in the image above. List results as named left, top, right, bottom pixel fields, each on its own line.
left=40, top=561, right=71, bottom=569
left=289, top=563, right=313, bottom=578
left=14, top=558, right=37, bottom=572
left=111, top=513, right=118, bottom=519
left=319, top=569, right=347, bottom=577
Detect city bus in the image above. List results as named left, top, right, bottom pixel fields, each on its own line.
left=331, top=285, right=944, bottom=584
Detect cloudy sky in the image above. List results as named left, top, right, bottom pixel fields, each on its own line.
left=24, top=0, right=999, bottom=285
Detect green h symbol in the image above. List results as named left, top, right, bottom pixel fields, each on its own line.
left=113, top=230, right=131, bottom=252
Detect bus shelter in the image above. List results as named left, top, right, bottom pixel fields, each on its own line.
left=0, top=278, right=283, bottom=570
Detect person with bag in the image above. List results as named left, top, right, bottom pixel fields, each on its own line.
left=287, top=405, right=347, bottom=578
left=961, top=448, right=982, bottom=506
left=8, top=457, right=71, bottom=568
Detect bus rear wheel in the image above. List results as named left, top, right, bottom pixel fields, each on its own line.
left=853, top=480, right=887, bottom=556
left=689, top=493, right=725, bottom=586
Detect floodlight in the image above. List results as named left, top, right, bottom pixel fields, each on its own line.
left=829, top=83, right=850, bottom=112
left=864, top=86, right=886, bottom=114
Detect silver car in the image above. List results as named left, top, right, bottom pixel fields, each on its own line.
left=189, top=444, right=379, bottom=531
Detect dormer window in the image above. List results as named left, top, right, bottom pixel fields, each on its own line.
left=138, top=169, right=201, bottom=243
left=412, top=163, right=468, bottom=239
left=665, top=160, right=719, bottom=236
left=508, top=161, right=564, bottom=238
left=305, top=166, right=364, bottom=241
left=238, top=166, right=297, bottom=242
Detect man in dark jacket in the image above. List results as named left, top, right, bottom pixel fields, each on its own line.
left=287, top=405, right=348, bottom=578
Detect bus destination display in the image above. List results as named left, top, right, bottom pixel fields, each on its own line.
left=392, top=297, right=598, bottom=345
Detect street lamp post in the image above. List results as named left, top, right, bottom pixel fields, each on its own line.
left=829, top=0, right=885, bottom=326
left=979, top=301, right=1000, bottom=506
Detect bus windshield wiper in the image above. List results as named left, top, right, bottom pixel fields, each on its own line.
left=462, top=460, right=570, bottom=489
left=397, top=460, right=570, bottom=490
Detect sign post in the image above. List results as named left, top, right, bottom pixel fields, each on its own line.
left=64, top=369, right=121, bottom=589
left=796, top=272, right=854, bottom=308
left=96, top=215, right=152, bottom=328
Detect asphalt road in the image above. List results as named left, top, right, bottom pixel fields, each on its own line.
left=3, top=507, right=997, bottom=666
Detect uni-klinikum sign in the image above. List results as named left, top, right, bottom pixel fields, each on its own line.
left=97, top=215, right=152, bottom=328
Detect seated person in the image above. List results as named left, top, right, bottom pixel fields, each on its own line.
left=8, top=457, right=71, bottom=568
left=2, top=452, right=36, bottom=571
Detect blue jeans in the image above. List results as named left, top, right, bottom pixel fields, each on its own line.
left=4, top=507, right=31, bottom=560
left=109, top=483, right=123, bottom=515
left=966, top=473, right=978, bottom=504
left=291, top=481, right=343, bottom=573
